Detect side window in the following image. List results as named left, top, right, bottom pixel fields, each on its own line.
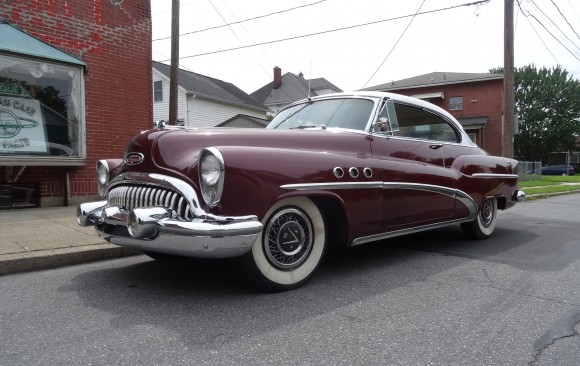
left=392, top=103, right=459, bottom=143
left=449, top=96, right=463, bottom=111
left=153, top=80, right=163, bottom=102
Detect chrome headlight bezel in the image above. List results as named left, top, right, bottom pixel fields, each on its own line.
left=199, top=147, right=224, bottom=206
left=96, top=160, right=110, bottom=198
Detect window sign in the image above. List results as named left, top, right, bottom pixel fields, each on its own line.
left=0, top=92, right=48, bottom=153
left=0, top=53, right=84, bottom=159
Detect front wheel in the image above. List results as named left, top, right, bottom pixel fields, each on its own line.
left=461, top=197, right=497, bottom=240
left=239, top=197, right=326, bottom=292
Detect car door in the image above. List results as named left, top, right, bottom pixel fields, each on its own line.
left=370, top=99, right=459, bottom=230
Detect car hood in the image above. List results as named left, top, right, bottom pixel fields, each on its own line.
left=125, top=127, right=371, bottom=177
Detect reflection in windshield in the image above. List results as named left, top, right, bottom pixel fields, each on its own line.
left=268, top=98, right=374, bottom=131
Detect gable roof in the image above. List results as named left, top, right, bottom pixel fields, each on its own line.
left=153, top=61, right=265, bottom=111
left=364, top=72, right=503, bottom=91
left=216, top=114, right=270, bottom=127
left=0, top=20, right=85, bottom=68
left=251, top=72, right=342, bottom=107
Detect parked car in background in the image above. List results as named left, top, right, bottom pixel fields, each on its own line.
left=541, top=164, right=575, bottom=176
left=78, top=92, right=524, bottom=291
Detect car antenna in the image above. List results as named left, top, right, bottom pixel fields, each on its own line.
left=307, top=60, right=312, bottom=101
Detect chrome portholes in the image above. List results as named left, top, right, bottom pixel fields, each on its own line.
left=349, top=167, right=359, bottom=178
left=332, top=167, right=373, bottom=179
left=363, top=167, right=373, bottom=178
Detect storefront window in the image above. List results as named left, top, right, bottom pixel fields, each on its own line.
left=0, top=54, right=84, bottom=160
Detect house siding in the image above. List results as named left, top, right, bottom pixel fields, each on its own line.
left=152, top=68, right=188, bottom=124
left=187, top=97, right=265, bottom=128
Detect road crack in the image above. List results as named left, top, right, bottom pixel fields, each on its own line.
left=529, top=310, right=580, bottom=365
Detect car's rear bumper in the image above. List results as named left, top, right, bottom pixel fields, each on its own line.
left=77, top=201, right=263, bottom=259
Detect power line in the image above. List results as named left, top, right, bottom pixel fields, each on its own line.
left=518, top=1, right=580, bottom=62
left=152, top=0, right=329, bottom=42
left=361, top=0, right=426, bottom=89
left=529, top=0, right=580, bottom=54
left=159, top=0, right=492, bottom=62
left=516, top=0, right=560, bottom=64
left=550, top=0, right=580, bottom=42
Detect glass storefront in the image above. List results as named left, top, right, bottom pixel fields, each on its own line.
left=0, top=53, right=85, bottom=163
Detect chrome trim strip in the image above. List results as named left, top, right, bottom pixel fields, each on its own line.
left=281, top=181, right=384, bottom=190
left=352, top=217, right=473, bottom=246
left=281, top=180, right=479, bottom=223
left=471, top=173, right=519, bottom=179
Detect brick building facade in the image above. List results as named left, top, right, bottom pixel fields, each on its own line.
left=366, top=72, right=504, bottom=157
left=0, top=0, right=152, bottom=207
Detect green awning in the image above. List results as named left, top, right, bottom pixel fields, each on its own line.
left=0, top=20, right=86, bottom=68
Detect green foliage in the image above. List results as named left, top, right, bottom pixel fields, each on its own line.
left=512, top=65, right=580, bottom=160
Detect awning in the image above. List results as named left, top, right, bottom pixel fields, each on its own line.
left=0, top=20, right=86, bottom=68
left=458, top=116, right=488, bottom=130
left=412, top=92, right=444, bottom=99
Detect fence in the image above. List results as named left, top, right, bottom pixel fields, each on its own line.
left=517, top=161, right=542, bottom=181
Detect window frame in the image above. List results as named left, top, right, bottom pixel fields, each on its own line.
left=153, top=80, right=163, bottom=102
left=449, top=96, right=463, bottom=111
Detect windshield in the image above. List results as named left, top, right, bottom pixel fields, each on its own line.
left=267, top=98, right=374, bottom=131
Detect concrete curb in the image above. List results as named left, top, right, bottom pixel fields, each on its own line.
left=0, top=244, right=141, bottom=276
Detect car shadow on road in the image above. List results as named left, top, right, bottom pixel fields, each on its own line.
left=59, top=215, right=580, bottom=352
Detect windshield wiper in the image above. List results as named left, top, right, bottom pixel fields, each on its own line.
left=290, top=124, right=327, bottom=130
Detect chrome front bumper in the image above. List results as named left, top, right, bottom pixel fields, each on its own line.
left=77, top=173, right=263, bottom=259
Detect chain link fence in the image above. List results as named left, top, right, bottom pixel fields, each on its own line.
left=517, top=161, right=542, bottom=181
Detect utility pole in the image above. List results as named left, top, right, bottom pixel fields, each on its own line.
left=503, top=0, right=515, bottom=158
left=168, top=0, right=180, bottom=126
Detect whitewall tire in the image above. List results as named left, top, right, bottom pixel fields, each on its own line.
left=461, top=197, right=497, bottom=240
left=240, top=197, right=326, bottom=292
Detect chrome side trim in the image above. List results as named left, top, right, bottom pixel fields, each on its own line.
left=281, top=181, right=384, bottom=190
left=281, top=180, right=479, bottom=233
left=471, top=173, right=519, bottom=179
left=352, top=217, right=473, bottom=246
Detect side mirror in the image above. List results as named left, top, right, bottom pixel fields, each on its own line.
left=373, top=117, right=390, bottom=133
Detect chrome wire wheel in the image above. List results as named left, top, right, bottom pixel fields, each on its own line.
left=479, top=199, right=494, bottom=228
left=264, top=208, right=313, bottom=270
left=461, top=197, right=497, bottom=240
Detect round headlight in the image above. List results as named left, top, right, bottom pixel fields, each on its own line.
left=200, top=153, right=221, bottom=186
left=97, top=163, right=108, bottom=185
left=199, top=148, right=224, bottom=206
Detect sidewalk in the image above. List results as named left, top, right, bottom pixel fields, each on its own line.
left=0, top=206, right=139, bottom=276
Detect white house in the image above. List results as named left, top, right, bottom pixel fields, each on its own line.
left=153, top=61, right=267, bottom=128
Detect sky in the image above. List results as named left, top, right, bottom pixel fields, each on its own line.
left=150, top=0, right=580, bottom=95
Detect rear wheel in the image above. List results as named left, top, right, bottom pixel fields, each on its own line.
left=461, top=197, right=497, bottom=240
left=240, top=197, right=326, bottom=292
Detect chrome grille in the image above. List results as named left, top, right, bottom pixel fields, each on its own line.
left=108, top=185, right=193, bottom=220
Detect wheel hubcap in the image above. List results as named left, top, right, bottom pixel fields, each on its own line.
left=264, top=207, right=313, bottom=270
left=479, top=199, right=494, bottom=227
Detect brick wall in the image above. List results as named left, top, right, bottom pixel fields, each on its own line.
left=0, top=0, right=152, bottom=206
left=386, top=80, right=504, bottom=156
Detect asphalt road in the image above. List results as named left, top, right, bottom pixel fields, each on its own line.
left=1, top=194, right=579, bottom=365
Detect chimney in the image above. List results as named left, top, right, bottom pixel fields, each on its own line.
left=273, top=66, right=282, bottom=89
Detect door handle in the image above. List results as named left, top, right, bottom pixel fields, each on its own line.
left=429, top=143, right=443, bottom=150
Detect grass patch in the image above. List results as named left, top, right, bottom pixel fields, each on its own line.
left=519, top=175, right=580, bottom=196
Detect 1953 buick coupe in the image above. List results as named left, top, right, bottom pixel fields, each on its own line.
left=78, top=91, right=524, bottom=291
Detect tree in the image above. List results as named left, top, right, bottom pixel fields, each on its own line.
left=490, top=65, right=580, bottom=161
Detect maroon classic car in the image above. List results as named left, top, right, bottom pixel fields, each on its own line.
left=78, top=91, right=524, bottom=291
